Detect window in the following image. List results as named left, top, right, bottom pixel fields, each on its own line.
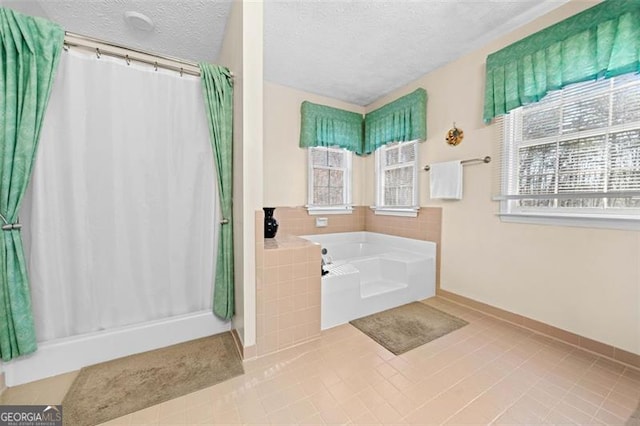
left=498, top=73, right=640, bottom=229
left=373, top=140, right=419, bottom=217
left=307, top=146, right=352, bottom=214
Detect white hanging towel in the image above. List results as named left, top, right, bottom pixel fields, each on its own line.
left=429, top=160, right=463, bottom=200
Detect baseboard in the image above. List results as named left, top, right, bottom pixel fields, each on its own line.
left=437, top=289, right=640, bottom=371
left=230, top=329, right=257, bottom=361
left=242, top=344, right=257, bottom=360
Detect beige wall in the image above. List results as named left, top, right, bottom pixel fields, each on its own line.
left=217, top=0, right=263, bottom=348
left=263, top=82, right=366, bottom=207
left=364, top=1, right=640, bottom=355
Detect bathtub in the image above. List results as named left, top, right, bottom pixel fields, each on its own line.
left=2, top=311, right=230, bottom=386
left=300, top=232, right=436, bottom=329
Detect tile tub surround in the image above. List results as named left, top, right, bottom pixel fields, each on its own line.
left=4, top=297, right=639, bottom=425
left=252, top=207, right=442, bottom=356
left=270, top=206, right=443, bottom=286
left=366, top=207, right=442, bottom=288
left=273, top=206, right=366, bottom=236
left=365, top=207, right=442, bottom=243
left=256, top=234, right=322, bottom=356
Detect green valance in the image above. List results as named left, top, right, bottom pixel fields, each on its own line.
left=300, top=88, right=427, bottom=155
left=299, top=101, right=364, bottom=155
left=363, top=88, right=427, bottom=154
left=484, top=0, right=640, bottom=123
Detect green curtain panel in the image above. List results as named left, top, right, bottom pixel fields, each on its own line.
left=0, top=8, right=64, bottom=361
left=484, top=0, right=640, bottom=123
left=200, top=63, right=235, bottom=320
left=299, top=101, right=364, bottom=155
left=363, top=88, right=427, bottom=154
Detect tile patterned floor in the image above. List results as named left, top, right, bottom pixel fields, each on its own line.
left=2, top=297, right=639, bottom=425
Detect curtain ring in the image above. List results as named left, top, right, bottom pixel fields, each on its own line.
left=96, top=48, right=101, bottom=59
left=125, top=55, right=131, bottom=66
left=154, top=61, right=158, bottom=71
left=180, top=67, right=184, bottom=77
left=63, top=44, right=69, bottom=52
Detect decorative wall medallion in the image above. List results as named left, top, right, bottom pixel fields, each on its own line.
left=445, top=124, right=464, bottom=146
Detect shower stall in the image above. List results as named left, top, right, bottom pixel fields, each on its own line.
left=3, top=48, right=229, bottom=386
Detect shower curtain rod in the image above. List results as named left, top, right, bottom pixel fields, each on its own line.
left=63, top=31, right=234, bottom=80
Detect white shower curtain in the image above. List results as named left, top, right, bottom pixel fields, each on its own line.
left=20, top=49, right=220, bottom=343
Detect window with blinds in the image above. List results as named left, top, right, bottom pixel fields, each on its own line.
left=307, top=146, right=352, bottom=213
left=498, top=73, right=640, bottom=221
left=373, top=140, right=419, bottom=216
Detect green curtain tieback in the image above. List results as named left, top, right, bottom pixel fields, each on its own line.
left=0, top=214, right=21, bottom=231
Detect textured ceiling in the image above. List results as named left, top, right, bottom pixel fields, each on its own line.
left=0, top=0, right=232, bottom=63
left=264, top=0, right=569, bottom=106
left=1, top=0, right=569, bottom=106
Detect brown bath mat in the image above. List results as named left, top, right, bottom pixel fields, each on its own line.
left=350, top=302, right=468, bottom=355
left=62, top=331, right=243, bottom=426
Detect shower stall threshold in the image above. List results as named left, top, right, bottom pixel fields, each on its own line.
left=2, top=310, right=230, bottom=387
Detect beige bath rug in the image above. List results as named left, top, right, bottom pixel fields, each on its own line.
left=62, top=331, right=243, bottom=426
left=350, top=302, right=468, bottom=355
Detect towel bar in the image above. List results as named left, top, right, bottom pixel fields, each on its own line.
left=424, top=156, right=491, bottom=171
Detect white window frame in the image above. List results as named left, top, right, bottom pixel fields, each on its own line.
left=372, top=140, right=419, bottom=217
left=497, top=74, right=640, bottom=230
left=306, top=146, right=353, bottom=215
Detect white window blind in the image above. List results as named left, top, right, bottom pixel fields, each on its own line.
left=307, top=146, right=352, bottom=213
left=373, top=140, right=419, bottom=216
left=497, top=73, right=640, bottom=220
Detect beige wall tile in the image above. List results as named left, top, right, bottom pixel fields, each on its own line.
left=614, top=348, right=640, bottom=370
left=579, top=337, right=615, bottom=358
left=256, top=232, right=322, bottom=356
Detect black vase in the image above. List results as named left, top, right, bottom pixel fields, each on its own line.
left=263, top=207, right=279, bottom=238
